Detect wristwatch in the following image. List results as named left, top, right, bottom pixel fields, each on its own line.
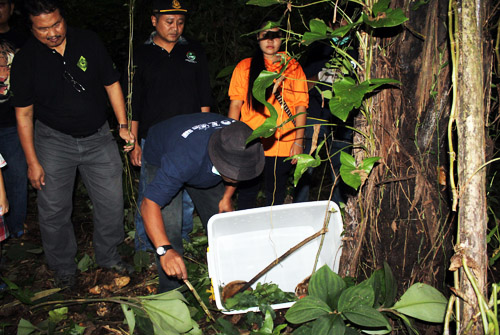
left=156, top=245, right=173, bottom=257
left=117, top=124, right=128, bottom=130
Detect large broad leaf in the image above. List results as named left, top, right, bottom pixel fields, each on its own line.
left=362, top=9, right=408, bottom=28
left=329, top=78, right=400, bottom=122
left=285, top=295, right=332, bottom=324
left=246, top=0, right=282, bottom=6
left=391, top=283, right=447, bottom=323
left=17, top=318, right=38, bottom=335
left=302, top=19, right=330, bottom=46
left=246, top=70, right=280, bottom=144
left=364, top=269, right=385, bottom=308
left=140, top=291, right=193, bottom=334
left=338, top=284, right=375, bottom=312
left=308, top=264, right=346, bottom=310
left=285, top=138, right=325, bottom=186
left=343, top=305, right=391, bottom=330
left=382, top=262, right=397, bottom=307
left=121, top=303, right=136, bottom=334
left=312, top=314, right=345, bottom=335
left=340, top=152, right=381, bottom=190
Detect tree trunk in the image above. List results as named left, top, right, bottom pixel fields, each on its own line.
left=455, top=0, right=488, bottom=331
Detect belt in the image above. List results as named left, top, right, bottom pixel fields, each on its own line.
left=71, top=129, right=99, bottom=138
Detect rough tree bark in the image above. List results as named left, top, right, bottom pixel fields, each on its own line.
left=455, top=0, right=488, bottom=331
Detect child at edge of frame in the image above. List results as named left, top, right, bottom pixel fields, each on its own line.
left=0, top=152, right=10, bottom=291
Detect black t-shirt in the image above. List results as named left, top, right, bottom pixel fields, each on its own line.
left=131, top=36, right=212, bottom=140
left=0, top=29, right=27, bottom=128
left=10, top=27, right=120, bottom=136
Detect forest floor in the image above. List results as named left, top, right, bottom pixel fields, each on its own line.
left=0, top=169, right=332, bottom=334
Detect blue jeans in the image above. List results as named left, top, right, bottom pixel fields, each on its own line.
left=0, top=126, right=27, bottom=236
left=35, top=121, right=124, bottom=276
left=141, top=161, right=225, bottom=292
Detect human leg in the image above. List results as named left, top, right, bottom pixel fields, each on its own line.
left=186, top=182, right=225, bottom=230
left=34, top=121, right=79, bottom=277
left=264, top=156, right=292, bottom=206
left=0, top=126, right=27, bottom=236
left=77, top=123, right=124, bottom=268
left=181, top=191, right=194, bottom=241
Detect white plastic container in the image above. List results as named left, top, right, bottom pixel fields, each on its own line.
left=207, top=200, right=343, bottom=314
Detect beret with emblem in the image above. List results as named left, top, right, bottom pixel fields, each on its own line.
left=152, top=0, right=188, bottom=15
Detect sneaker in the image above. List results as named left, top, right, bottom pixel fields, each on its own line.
left=107, top=261, right=134, bottom=275
left=55, top=274, right=76, bottom=289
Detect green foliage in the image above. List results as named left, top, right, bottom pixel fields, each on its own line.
left=339, top=151, right=381, bottom=190
left=285, top=264, right=447, bottom=334
left=76, top=253, right=94, bottom=273
left=362, top=0, right=409, bottom=28
left=224, top=283, right=296, bottom=311
left=133, top=250, right=152, bottom=272
left=251, top=310, right=287, bottom=335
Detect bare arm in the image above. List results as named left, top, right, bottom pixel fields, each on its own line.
left=104, top=81, right=135, bottom=151
left=201, top=106, right=210, bottom=113
left=0, top=170, right=8, bottom=215
left=141, top=198, right=187, bottom=280
left=228, top=100, right=243, bottom=120
left=218, top=184, right=236, bottom=213
left=128, top=120, right=142, bottom=166
left=16, top=105, right=45, bottom=190
left=289, top=105, right=307, bottom=164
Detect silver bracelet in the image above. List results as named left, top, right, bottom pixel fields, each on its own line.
left=293, top=142, right=304, bottom=149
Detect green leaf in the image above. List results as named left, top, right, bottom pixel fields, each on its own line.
left=362, top=9, right=409, bottom=28
left=312, top=314, right=345, bottom=335
left=121, top=303, right=136, bottom=334
left=372, top=0, right=391, bottom=16
left=329, top=77, right=399, bottom=122
left=285, top=153, right=321, bottom=187
left=17, top=319, right=37, bottom=335
left=343, top=305, right=391, bottom=329
left=216, top=318, right=240, bottom=335
left=140, top=291, right=193, bottom=334
left=364, top=269, right=385, bottom=308
left=308, top=265, right=346, bottom=309
left=285, top=296, right=332, bottom=324
left=382, top=262, right=397, bottom=307
left=340, top=152, right=381, bottom=190
left=246, top=0, right=282, bottom=7
left=68, top=323, right=86, bottom=335
left=391, top=283, right=447, bottom=323
left=216, top=65, right=236, bottom=79
left=338, top=284, right=375, bottom=312
left=77, top=253, right=93, bottom=272
left=49, top=307, right=68, bottom=324
left=134, top=250, right=151, bottom=272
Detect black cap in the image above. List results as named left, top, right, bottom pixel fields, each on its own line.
left=152, top=0, right=188, bottom=15
left=208, top=122, right=265, bottom=181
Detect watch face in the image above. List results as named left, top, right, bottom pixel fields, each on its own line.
left=157, top=246, right=166, bottom=256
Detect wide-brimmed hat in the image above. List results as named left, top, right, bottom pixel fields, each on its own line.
left=208, top=122, right=264, bottom=181
left=152, top=0, right=188, bottom=15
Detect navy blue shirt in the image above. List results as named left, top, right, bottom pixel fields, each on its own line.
left=131, top=36, right=212, bottom=140
left=143, top=113, right=234, bottom=207
left=10, top=27, right=120, bottom=136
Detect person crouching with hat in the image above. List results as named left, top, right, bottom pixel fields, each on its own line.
left=140, top=113, right=264, bottom=292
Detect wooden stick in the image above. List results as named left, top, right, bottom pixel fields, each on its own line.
left=184, top=279, right=215, bottom=323
left=236, top=227, right=328, bottom=295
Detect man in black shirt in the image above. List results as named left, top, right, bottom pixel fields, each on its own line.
left=0, top=0, right=28, bottom=238
left=10, top=0, right=135, bottom=288
left=129, top=0, right=212, bottom=251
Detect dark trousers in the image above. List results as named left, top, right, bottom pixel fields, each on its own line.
left=237, top=156, right=292, bottom=210
left=0, top=126, right=27, bottom=236
left=35, top=121, right=124, bottom=276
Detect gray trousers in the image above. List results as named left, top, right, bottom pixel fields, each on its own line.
left=34, top=120, right=124, bottom=276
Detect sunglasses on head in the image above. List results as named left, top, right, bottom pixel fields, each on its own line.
left=258, top=30, right=283, bottom=41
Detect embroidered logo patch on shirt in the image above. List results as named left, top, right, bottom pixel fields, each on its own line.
left=185, top=51, right=197, bottom=64
left=77, top=56, right=88, bottom=72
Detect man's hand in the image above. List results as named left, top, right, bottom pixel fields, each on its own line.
left=28, top=162, right=45, bottom=190
left=160, top=249, right=188, bottom=280
left=218, top=196, right=234, bottom=213
left=129, top=143, right=142, bottom=166
left=119, top=128, right=135, bottom=152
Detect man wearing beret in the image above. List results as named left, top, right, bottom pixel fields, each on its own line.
left=10, top=0, right=134, bottom=288
left=141, top=113, right=264, bottom=292
left=129, top=0, right=212, bottom=251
